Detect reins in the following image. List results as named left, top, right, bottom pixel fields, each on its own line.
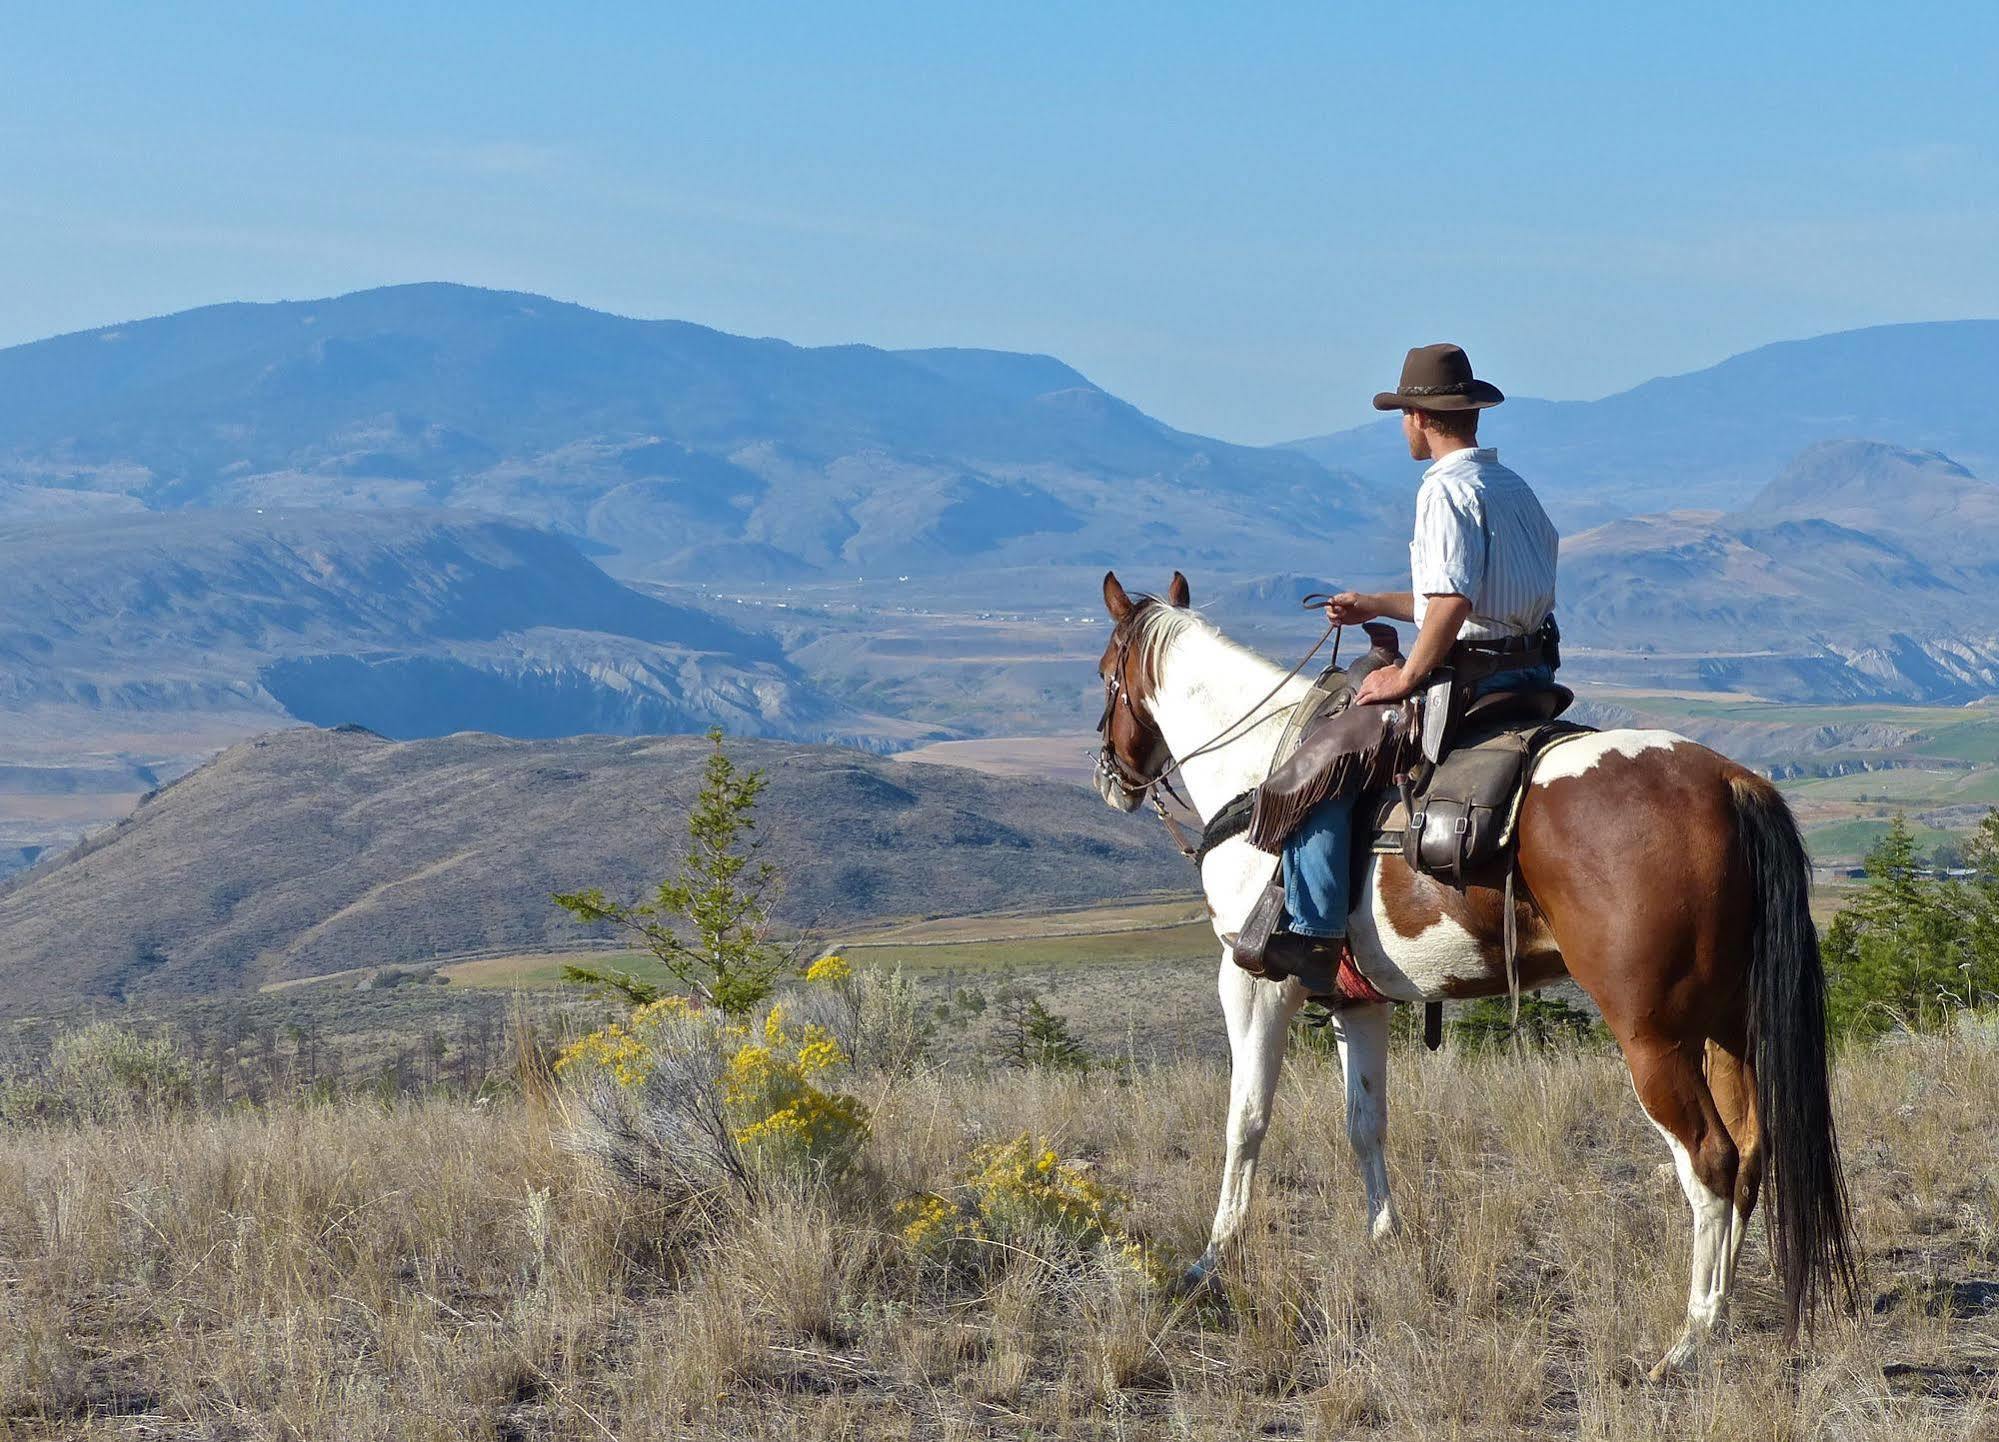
left=1097, top=597, right=1344, bottom=862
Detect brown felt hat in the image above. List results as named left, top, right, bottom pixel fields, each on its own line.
left=1371, top=342, right=1505, bottom=412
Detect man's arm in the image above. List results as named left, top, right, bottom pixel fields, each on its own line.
left=1354, top=593, right=1471, bottom=704
left=1323, top=590, right=1415, bottom=624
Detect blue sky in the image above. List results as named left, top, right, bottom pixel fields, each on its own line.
left=4, top=2, right=1996, bottom=442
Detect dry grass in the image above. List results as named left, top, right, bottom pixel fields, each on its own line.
left=1, top=1034, right=1994, bottom=1439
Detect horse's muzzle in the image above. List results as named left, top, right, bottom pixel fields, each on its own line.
left=1092, top=751, right=1146, bottom=812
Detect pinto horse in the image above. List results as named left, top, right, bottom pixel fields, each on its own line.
left=1093, top=571, right=1856, bottom=1378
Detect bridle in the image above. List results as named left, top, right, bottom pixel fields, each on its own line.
left=1094, top=598, right=1341, bottom=860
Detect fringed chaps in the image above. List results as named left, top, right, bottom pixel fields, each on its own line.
left=1245, top=700, right=1410, bottom=853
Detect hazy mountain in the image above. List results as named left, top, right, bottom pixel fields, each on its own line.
left=1282, top=321, right=1999, bottom=526
left=1557, top=440, right=1999, bottom=699
left=0, top=507, right=927, bottom=746
left=0, top=727, right=1193, bottom=1015
left=0, top=282, right=1395, bottom=583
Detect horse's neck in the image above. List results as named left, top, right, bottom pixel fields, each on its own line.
left=1152, top=626, right=1312, bottom=821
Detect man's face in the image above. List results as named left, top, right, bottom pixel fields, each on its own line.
left=1401, top=408, right=1431, bottom=460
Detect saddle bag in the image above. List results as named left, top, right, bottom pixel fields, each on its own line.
left=1404, top=731, right=1534, bottom=889
left=1399, top=718, right=1594, bottom=888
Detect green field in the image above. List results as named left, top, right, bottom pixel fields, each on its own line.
left=1583, top=692, right=1999, bottom=862
left=430, top=919, right=1219, bottom=991
left=840, top=919, right=1218, bottom=974
left=1799, top=816, right=1962, bottom=862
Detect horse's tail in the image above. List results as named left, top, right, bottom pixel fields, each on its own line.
left=1731, top=772, right=1858, bottom=1338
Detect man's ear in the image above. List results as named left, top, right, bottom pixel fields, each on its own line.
left=1167, top=571, right=1191, bottom=608
left=1103, top=570, right=1134, bottom=622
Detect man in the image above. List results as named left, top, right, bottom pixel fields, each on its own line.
left=1250, top=342, right=1561, bottom=984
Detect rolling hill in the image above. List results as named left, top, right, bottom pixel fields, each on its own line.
left=0, top=727, right=1192, bottom=1018
left=1283, top=320, right=1999, bottom=527
left=0, top=282, right=1396, bottom=584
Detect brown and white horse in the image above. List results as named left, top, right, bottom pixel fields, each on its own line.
left=1094, top=571, right=1856, bottom=1378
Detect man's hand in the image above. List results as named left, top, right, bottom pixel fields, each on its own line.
left=1355, top=663, right=1416, bottom=706
left=1323, top=591, right=1380, bottom=625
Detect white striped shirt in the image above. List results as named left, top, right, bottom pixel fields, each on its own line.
left=1409, top=446, right=1559, bottom=641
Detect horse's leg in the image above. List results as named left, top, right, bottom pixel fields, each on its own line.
left=1329, top=1002, right=1398, bottom=1239
left=1624, top=1034, right=1742, bottom=1380
left=1705, top=1036, right=1763, bottom=1282
left=1187, top=953, right=1300, bottom=1285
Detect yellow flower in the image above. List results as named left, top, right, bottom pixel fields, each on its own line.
left=804, top=954, right=851, bottom=984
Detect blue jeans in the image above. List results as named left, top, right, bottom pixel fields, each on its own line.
left=1280, top=663, right=1555, bottom=938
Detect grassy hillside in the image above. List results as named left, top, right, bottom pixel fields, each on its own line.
left=2, top=1035, right=1992, bottom=1438
left=0, top=728, right=1197, bottom=1017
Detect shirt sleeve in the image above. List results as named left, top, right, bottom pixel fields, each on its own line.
left=1410, top=479, right=1486, bottom=599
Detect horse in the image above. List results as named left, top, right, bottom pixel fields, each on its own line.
left=1092, top=570, right=1856, bottom=1379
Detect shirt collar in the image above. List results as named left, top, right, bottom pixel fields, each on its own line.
left=1424, top=445, right=1497, bottom=479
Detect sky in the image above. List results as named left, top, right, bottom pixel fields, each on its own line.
left=3, top=2, right=1997, bottom=444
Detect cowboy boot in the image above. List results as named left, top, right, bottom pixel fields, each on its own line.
left=1222, top=930, right=1351, bottom=996
left=1259, top=932, right=1351, bottom=995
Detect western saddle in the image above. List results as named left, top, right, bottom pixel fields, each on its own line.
left=1198, top=621, right=1594, bottom=1036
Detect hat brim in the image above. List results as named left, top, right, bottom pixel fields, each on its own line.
left=1371, top=381, right=1505, bottom=412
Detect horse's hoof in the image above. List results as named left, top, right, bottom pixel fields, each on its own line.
left=1646, top=1337, right=1699, bottom=1383
left=1173, top=1263, right=1224, bottom=1301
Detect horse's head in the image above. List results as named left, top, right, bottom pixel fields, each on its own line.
left=1093, top=568, right=1191, bottom=812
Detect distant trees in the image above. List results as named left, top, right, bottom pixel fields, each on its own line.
left=990, top=986, right=1092, bottom=1071
left=1821, top=812, right=1999, bottom=1037
left=554, top=728, right=792, bottom=1018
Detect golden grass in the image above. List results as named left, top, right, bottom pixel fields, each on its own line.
left=2, top=1035, right=1994, bottom=1439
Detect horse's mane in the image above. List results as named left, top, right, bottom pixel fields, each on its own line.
left=1129, top=600, right=1279, bottom=689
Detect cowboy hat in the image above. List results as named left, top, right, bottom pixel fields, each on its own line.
left=1372, top=342, right=1505, bottom=412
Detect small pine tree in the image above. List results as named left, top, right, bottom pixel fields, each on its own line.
left=990, top=986, right=1091, bottom=1071
left=1448, top=991, right=1600, bottom=1052
left=554, top=728, right=792, bottom=1018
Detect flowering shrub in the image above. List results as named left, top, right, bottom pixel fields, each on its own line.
left=898, top=1133, right=1162, bottom=1284
left=722, top=1007, right=869, bottom=1172
left=802, top=953, right=851, bottom=985
left=556, top=969, right=869, bottom=1186
left=791, top=953, right=932, bottom=1079
left=553, top=995, right=699, bottom=1087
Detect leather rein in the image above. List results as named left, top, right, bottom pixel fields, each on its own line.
left=1094, top=598, right=1342, bottom=862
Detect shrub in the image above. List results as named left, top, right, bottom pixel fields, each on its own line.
left=557, top=975, right=870, bottom=1197
left=0, top=1022, right=195, bottom=1125
left=989, top=986, right=1091, bottom=1071
left=1448, top=992, right=1602, bottom=1052
left=897, top=1133, right=1160, bottom=1285
left=785, top=954, right=933, bottom=1079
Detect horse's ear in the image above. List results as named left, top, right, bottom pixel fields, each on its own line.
left=1103, top=570, right=1134, bottom=622
left=1167, top=571, right=1191, bottom=608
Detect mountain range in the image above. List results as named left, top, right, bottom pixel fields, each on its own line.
left=0, top=282, right=1391, bottom=584
left=1556, top=440, right=1999, bottom=699
left=0, top=505, right=927, bottom=745
left=3, top=283, right=1998, bottom=918
left=1283, top=320, right=1999, bottom=530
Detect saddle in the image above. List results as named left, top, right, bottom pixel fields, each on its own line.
left=1211, top=625, right=1594, bottom=986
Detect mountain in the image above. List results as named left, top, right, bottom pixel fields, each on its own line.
left=1738, top=440, right=1999, bottom=565
left=1282, top=321, right=1999, bottom=526
left=1557, top=440, right=1999, bottom=699
left=0, top=727, right=1193, bottom=1016
left=0, top=283, right=1395, bottom=583
left=0, top=506, right=921, bottom=745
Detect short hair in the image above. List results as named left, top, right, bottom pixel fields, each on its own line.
left=1407, top=406, right=1479, bottom=443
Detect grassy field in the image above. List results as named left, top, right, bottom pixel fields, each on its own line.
left=1574, top=692, right=1999, bottom=864
left=3, top=1031, right=1993, bottom=1439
